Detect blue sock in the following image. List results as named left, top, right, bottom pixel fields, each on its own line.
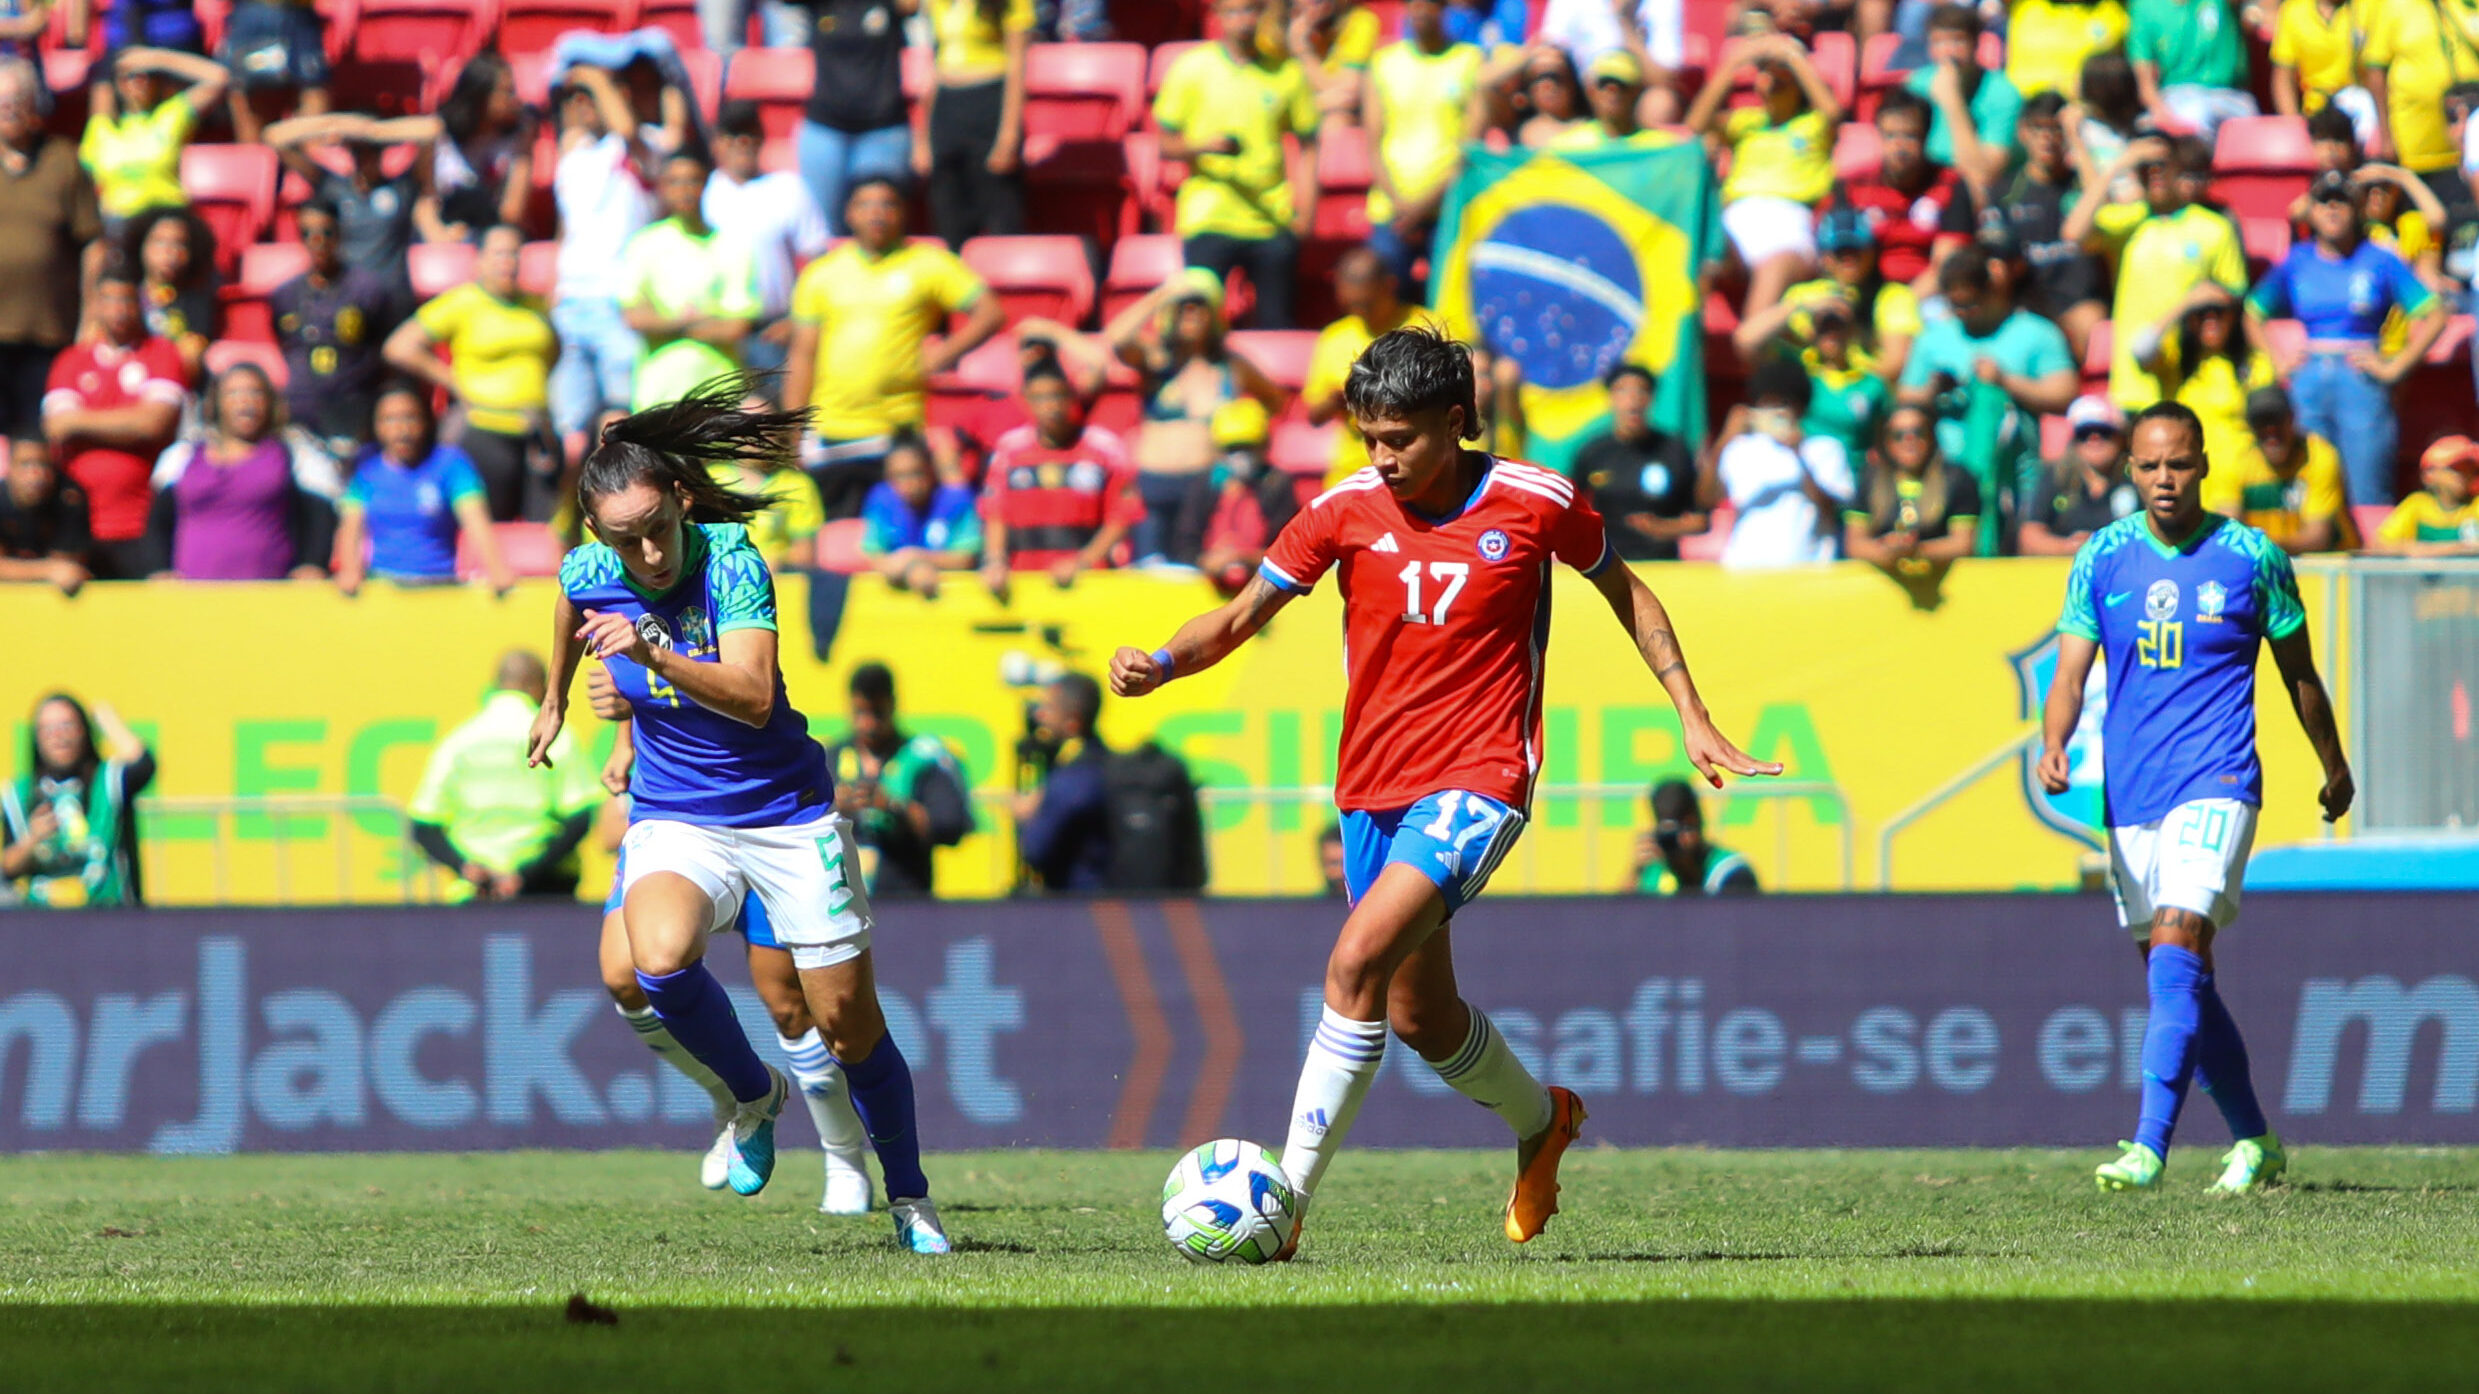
left=2194, top=975, right=2270, bottom=1141
left=2135, top=945, right=2207, bottom=1158
left=837, top=1035, right=929, bottom=1201
left=634, top=963, right=771, bottom=1103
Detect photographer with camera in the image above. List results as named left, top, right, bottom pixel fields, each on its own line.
left=1633, top=779, right=1759, bottom=897
left=822, top=663, right=974, bottom=899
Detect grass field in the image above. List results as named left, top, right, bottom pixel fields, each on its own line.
left=4, top=1146, right=2476, bottom=1391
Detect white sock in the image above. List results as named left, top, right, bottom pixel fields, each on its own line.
left=778, top=1028, right=868, bottom=1159
left=1280, top=1007, right=1388, bottom=1202
left=1430, top=1006, right=1553, bottom=1139
left=620, top=1004, right=734, bottom=1117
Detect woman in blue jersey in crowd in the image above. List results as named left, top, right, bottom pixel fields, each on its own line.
left=526, top=376, right=948, bottom=1254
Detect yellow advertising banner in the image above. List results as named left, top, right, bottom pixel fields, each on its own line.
left=5, top=560, right=2347, bottom=903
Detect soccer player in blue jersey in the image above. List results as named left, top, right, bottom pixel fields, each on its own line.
left=2040, top=400, right=2354, bottom=1194
left=527, top=379, right=948, bottom=1253
left=590, top=688, right=875, bottom=1215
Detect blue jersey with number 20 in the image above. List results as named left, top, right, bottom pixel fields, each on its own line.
left=560, top=522, right=831, bottom=828
left=2058, top=514, right=2305, bottom=827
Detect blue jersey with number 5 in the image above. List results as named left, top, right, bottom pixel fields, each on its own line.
left=2057, top=514, right=2304, bottom=827
left=560, top=522, right=832, bottom=828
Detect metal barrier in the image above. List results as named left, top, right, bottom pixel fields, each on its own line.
left=976, top=779, right=1856, bottom=894
left=136, top=796, right=442, bottom=906
left=2349, top=559, right=2479, bottom=831
left=1877, top=730, right=2042, bottom=890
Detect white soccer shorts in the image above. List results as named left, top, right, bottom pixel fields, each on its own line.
left=619, top=814, right=875, bottom=969
left=1722, top=195, right=1819, bottom=268
left=2106, top=798, right=2259, bottom=935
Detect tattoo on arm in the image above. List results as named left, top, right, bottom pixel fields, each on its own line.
left=1646, top=627, right=1684, bottom=681
left=1239, top=574, right=1285, bottom=624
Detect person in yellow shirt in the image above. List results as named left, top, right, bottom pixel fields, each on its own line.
left=706, top=447, right=824, bottom=571
left=782, top=177, right=1002, bottom=521
left=2008, top=0, right=2131, bottom=97
left=2271, top=0, right=2378, bottom=139
left=2371, top=435, right=2479, bottom=553
left=2063, top=132, right=2249, bottom=408
left=2207, top=387, right=2359, bottom=551
left=1360, top=0, right=1482, bottom=302
left=1157, top=0, right=1323, bottom=329
left=916, top=0, right=1035, bottom=245
left=1269, top=0, right=1384, bottom=123
left=1303, top=245, right=1418, bottom=485
left=79, top=46, right=228, bottom=227
left=382, top=226, right=562, bottom=522
left=2362, top=0, right=2479, bottom=174
left=2131, top=282, right=2278, bottom=487
left=1734, top=207, right=1925, bottom=383
left=1684, top=32, right=1842, bottom=321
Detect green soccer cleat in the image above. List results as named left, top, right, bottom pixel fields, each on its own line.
left=2207, top=1135, right=2287, bottom=1194
left=2096, top=1140, right=2165, bottom=1191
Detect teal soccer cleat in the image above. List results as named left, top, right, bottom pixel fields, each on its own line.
left=2207, top=1135, right=2287, bottom=1194
left=2096, top=1140, right=2165, bottom=1191
left=725, top=1068, right=789, bottom=1197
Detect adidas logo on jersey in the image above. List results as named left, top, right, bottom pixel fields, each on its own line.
left=1371, top=533, right=1401, bottom=553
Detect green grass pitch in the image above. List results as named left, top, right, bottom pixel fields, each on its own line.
left=3, top=1147, right=2475, bottom=1391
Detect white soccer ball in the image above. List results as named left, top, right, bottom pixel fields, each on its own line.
left=1160, top=1138, right=1298, bottom=1265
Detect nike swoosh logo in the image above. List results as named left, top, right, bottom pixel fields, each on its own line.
left=2105, top=591, right=2132, bottom=607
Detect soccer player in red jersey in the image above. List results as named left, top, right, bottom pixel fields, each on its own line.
left=1112, top=328, right=1777, bottom=1253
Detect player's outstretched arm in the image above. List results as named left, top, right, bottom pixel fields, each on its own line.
left=1589, top=563, right=1782, bottom=788
left=2038, top=632, right=2098, bottom=795
left=1111, top=573, right=1297, bottom=698
left=2270, top=628, right=2354, bottom=821
left=528, top=592, right=587, bottom=768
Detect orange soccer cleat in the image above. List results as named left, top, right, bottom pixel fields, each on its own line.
left=1503, top=1086, right=1587, bottom=1243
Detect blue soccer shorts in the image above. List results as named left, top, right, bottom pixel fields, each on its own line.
left=1339, top=789, right=1528, bottom=913
left=604, top=845, right=780, bottom=949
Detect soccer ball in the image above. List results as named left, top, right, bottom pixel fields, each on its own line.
left=1160, top=1139, right=1298, bottom=1265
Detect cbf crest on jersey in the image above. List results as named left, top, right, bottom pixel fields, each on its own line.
left=1477, top=527, right=1512, bottom=562
left=2145, top=578, right=2180, bottom=621
left=2196, top=580, right=2227, bottom=623
left=634, top=613, right=674, bottom=652
left=677, top=604, right=714, bottom=651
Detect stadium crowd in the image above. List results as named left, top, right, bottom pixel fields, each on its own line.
left=2, top=0, right=2479, bottom=603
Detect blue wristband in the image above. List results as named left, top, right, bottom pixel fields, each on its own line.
left=1151, top=648, right=1178, bottom=683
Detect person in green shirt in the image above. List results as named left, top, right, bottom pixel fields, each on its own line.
left=820, top=663, right=974, bottom=898
left=1632, top=779, right=1757, bottom=897
left=1903, top=3, right=2021, bottom=186
left=621, top=146, right=761, bottom=411
left=2128, top=0, right=2260, bottom=138
left=1797, top=298, right=1892, bottom=471
left=408, top=651, right=603, bottom=901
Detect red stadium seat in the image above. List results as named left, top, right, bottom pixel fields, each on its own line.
left=636, top=0, right=702, bottom=52
left=815, top=518, right=869, bottom=574
left=1854, top=33, right=1985, bottom=119
left=1228, top=329, right=1316, bottom=392
left=1270, top=418, right=1338, bottom=477
left=408, top=242, right=479, bottom=300
left=2212, top=115, right=2315, bottom=222
left=961, top=235, right=1098, bottom=327
left=1022, top=132, right=1132, bottom=244
left=2080, top=319, right=2112, bottom=386
left=1312, top=124, right=1374, bottom=241
left=222, top=242, right=314, bottom=343
left=1025, top=42, right=1147, bottom=141
left=204, top=338, right=290, bottom=387
left=1114, top=0, right=1203, bottom=47
left=940, top=334, right=1026, bottom=398
left=349, top=0, right=493, bottom=66
left=1146, top=41, right=1199, bottom=105
left=1103, top=233, right=1184, bottom=323
left=460, top=521, right=568, bottom=579
left=900, top=43, right=929, bottom=101
left=1831, top=120, right=1880, bottom=179
left=328, top=58, right=428, bottom=117
left=722, top=46, right=811, bottom=141
left=181, top=145, right=280, bottom=272
left=497, top=0, right=635, bottom=64
left=1121, top=129, right=1184, bottom=232
left=519, top=240, right=558, bottom=298
left=2239, top=215, right=2292, bottom=277
left=677, top=47, right=722, bottom=123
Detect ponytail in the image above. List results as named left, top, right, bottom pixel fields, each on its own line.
left=577, top=374, right=806, bottom=525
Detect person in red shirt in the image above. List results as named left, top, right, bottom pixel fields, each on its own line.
left=1834, top=88, right=1964, bottom=292
left=976, top=361, right=1140, bottom=595
left=42, top=264, right=187, bottom=579
left=1110, top=327, right=1775, bottom=1257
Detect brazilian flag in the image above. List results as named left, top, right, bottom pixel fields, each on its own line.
left=1431, top=140, right=1722, bottom=474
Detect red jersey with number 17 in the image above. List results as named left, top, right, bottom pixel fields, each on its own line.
left=1259, top=457, right=1614, bottom=813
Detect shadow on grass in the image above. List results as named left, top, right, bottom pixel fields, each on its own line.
left=5, top=1300, right=2477, bottom=1393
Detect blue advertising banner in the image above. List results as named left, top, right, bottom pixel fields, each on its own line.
left=1, top=896, right=2472, bottom=1154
